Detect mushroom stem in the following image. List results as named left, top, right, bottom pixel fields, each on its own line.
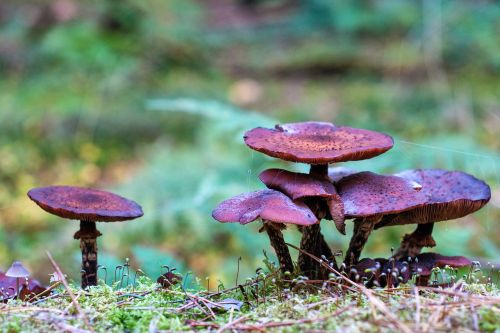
left=316, top=231, right=337, bottom=278
left=298, top=223, right=321, bottom=277
left=263, top=222, right=294, bottom=274
left=297, top=163, right=333, bottom=278
left=309, top=164, right=328, bottom=178
left=344, top=217, right=377, bottom=267
left=74, top=220, right=102, bottom=289
left=393, top=223, right=436, bottom=260
left=15, top=278, right=19, bottom=299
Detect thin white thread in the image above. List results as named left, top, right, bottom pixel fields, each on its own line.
left=397, top=140, right=499, bottom=160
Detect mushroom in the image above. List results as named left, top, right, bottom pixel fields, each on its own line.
left=259, top=168, right=344, bottom=274
left=1, top=269, right=45, bottom=302
left=336, top=171, right=427, bottom=266
left=348, top=258, right=387, bottom=287
left=375, top=169, right=491, bottom=259
left=212, top=189, right=318, bottom=273
left=28, top=186, right=143, bottom=288
left=409, top=252, right=472, bottom=286
left=244, top=122, right=394, bottom=275
left=259, top=168, right=344, bottom=233
left=349, top=253, right=471, bottom=288
left=5, top=261, right=30, bottom=299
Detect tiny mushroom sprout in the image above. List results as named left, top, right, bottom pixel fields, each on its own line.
left=28, top=186, right=143, bottom=289
left=244, top=121, right=393, bottom=276
left=1, top=265, right=45, bottom=301
left=375, top=169, right=491, bottom=260
left=6, top=261, right=30, bottom=298
left=336, top=171, right=427, bottom=266
left=212, top=189, right=318, bottom=274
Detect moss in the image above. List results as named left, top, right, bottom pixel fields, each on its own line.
left=3, top=274, right=497, bottom=332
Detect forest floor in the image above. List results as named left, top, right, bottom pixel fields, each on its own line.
left=1, top=266, right=499, bottom=332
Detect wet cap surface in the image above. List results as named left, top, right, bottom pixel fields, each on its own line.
left=244, top=122, right=394, bottom=164
left=337, top=171, right=427, bottom=218
left=28, top=186, right=143, bottom=222
left=212, top=189, right=318, bottom=225
left=376, top=169, right=491, bottom=228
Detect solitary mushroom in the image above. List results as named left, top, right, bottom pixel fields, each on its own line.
left=336, top=171, right=427, bottom=266
left=212, top=189, right=317, bottom=273
left=245, top=122, right=393, bottom=275
left=375, top=169, right=491, bottom=259
left=28, top=186, right=143, bottom=288
left=5, top=261, right=30, bottom=299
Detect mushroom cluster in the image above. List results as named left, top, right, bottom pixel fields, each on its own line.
left=212, top=121, right=491, bottom=283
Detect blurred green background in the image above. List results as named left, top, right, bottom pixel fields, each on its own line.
left=0, top=0, right=498, bottom=287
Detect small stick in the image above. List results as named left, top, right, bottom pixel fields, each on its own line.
left=27, top=281, right=62, bottom=303
left=46, top=251, right=94, bottom=332
left=236, top=256, right=242, bottom=287
left=63, top=291, right=82, bottom=314
left=216, top=313, right=249, bottom=333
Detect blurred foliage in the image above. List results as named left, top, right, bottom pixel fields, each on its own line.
left=0, top=0, right=498, bottom=286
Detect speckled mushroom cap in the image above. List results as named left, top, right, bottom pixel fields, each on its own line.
left=259, top=168, right=345, bottom=232
left=336, top=171, right=427, bottom=218
left=244, top=122, right=394, bottom=165
left=212, top=189, right=318, bottom=225
left=375, top=169, right=491, bottom=229
left=28, top=186, right=143, bottom=222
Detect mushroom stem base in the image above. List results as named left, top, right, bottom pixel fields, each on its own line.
left=298, top=224, right=335, bottom=279
left=74, top=221, right=102, bottom=289
left=298, top=224, right=320, bottom=278
left=344, top=217, right=376, bottom=267
left=394, top=223, right=436, bottom=260
left=263, top=222, right=294, bottom=274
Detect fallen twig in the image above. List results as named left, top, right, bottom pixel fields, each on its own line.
left=46, top=251, right=94, bottom=333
